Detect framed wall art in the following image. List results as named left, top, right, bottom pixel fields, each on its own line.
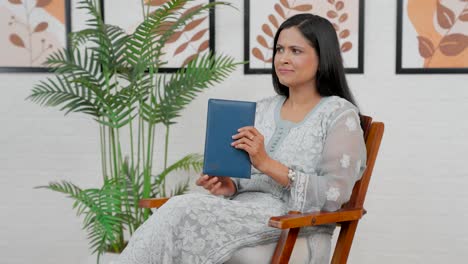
left=396, top=0, right=468, bottom=74
left=102, top=0, right=215, bottom=73
left=0, top=0, right=71, bottom=73
left=244, top=0, right=365, bottom=74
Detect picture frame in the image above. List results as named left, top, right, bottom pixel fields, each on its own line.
left=0, top=0, right=72, bottom=73
left=244, top=0, right=365, bottom=74
left=396, top=0, right=468, bottom=74
left=101, top=0, right=215, bottom=73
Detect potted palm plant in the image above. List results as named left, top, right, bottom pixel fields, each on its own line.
left=28, top=0, right=239, bottom=262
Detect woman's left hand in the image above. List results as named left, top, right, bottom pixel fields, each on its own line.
left=231, top=126, right=271, bottom=172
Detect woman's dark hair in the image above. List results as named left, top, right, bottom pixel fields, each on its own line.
left=272, top=13, right=357, bottom=107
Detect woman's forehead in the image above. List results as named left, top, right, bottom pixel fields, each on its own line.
left=277, top=27, right=311, bottom=47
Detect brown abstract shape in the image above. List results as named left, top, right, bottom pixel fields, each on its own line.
left=339, top=29, right=350, bottom=39
left=417, top=36, right=435, bottom=58
left=252, top=47, right=265, bottom=61
left=262, top=24, right=274, bottom=37
left=190, top=28, right=208, bottom=42
left=436, top=0, right=455, bottom=29
left=166, top=31, right=183, bottom=44
left=279, top=0, right=289, bottom=9
left=9, top=34, right=25, bottom=48
left=459, top=8, right=468, bottom=21
left=8, top=0, right=22, bottom=4
left=34, top=22, right=49, bottom=33
left=184, top=17, right=207, bottom=31
left=182, top=54, right=197, bottom=66
left=198, top=40, right=209, bottom=52
left=181, top=4, right=202, bottom=18
left=336, top=1, right=344, bottom=11
left=327, top=10, right=338, bottom=18
left=341, top=42, right=352, bottom=52
left=269, top=15, right=279, bottom=28
left=174, top=42, right=189, bottom=55
left=439, top=34, right=468, bottom=56
left=257, top=35, right=270, bottom=49
left=328, top=0, right=335, bottom=4
left=274, top=4, right=286, bottom=19
left=407, top=0, right=468, bottom=68
left=339, top=13, right=348, bottom=23
left=292, top=4, right=313, bottom=12
left=145, top=0, right=170, bottom=6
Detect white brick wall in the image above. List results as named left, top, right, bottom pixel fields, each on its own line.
left=1, top=0, right=467, bottom=263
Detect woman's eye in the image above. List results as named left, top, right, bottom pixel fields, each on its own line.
left=293, top=49, right=301, bottom=54
left=276, top=47, right=284, bottom=52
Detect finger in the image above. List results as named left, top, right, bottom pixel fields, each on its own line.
left=237, top=126, right=258, bottom=135
left=196, top=174, right=210, bottom=186
left=203, top=176, right=219, bottom=189
left=210, top=182, right=223, bottom=195
left=232, top=131, right=256, bottom=140
left=234, top=143, right=254, bottom=155
left=231, top=138, right=255, bottom=148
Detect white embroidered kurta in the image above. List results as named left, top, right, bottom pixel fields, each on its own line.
left=117, top=95, right=367, bottom=264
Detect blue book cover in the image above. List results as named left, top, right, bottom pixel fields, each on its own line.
left=202, top=99, right=256, bottom=179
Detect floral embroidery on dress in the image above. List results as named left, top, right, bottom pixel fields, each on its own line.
left=340, top=154, right=350, bottom=168
left=117, top=95, right=367, bottom=264
left=345, top=116, right=357, bottom=131
left=326, top=187, right=340, bottom=201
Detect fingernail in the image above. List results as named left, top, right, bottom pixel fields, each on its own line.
left=231, top=142, right=234, bottom=146
left=231, top=135, right=235, bottom=139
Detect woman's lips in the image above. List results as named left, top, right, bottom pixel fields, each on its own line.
left=277, top=68, right=294, bottom=74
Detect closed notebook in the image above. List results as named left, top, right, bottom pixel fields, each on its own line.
left=202, top=99, right=256, bottom=179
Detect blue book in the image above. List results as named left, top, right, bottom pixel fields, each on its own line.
left=202, top=99, right=256, bottom=179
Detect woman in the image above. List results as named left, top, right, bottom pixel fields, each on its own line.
left=117, top=13, right=366, bottom=264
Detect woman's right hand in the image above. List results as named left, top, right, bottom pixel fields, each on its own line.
left=195, top=174, right=236, bottom=196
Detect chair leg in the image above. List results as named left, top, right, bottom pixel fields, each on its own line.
left=271, top=227, right=300, bottom=264
left=331, top=221, right=359, bottom=264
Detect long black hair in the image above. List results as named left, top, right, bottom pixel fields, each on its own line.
left=272, top=13, right=357, bottom=107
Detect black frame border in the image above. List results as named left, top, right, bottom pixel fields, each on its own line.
left=243, top=0, right=365, bottom=75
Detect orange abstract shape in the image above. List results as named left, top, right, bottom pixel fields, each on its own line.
left=36, top=0, right=52, bottom=8
left=407, top=0, right=468, bottom=68
left=42, top=0, right=65, bottom=24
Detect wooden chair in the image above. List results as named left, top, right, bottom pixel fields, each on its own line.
left=139, top=115, right=384, bottom=264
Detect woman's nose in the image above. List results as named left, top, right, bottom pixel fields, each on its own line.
left=279, top=54, right=290, bottom=64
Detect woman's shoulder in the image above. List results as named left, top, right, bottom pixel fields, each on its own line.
left=255, top=95, right=283, bottom=113
left=320, top=96, right=360, bottom=126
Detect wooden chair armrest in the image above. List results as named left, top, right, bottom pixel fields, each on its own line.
left=269, top=208, right=365, bottom=229
left=138, top=198, right=170, bottom=209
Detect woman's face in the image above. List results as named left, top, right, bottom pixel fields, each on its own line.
left=274, top=27, right=319, bottom=90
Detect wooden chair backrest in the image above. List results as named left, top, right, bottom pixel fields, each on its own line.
left=342, top=115, right=382, bottom=210
left=331, top=115, right=384, bottom=264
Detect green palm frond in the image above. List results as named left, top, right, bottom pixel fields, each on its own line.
left=28, top=76, right=100, bottom=116
left=169, top=178, right=190, bottom=197
left=153, top=153, right=203, bottom=193
left=38, top=180, right=128, bottom=255
left=143, top=52, right=239, bottom=125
